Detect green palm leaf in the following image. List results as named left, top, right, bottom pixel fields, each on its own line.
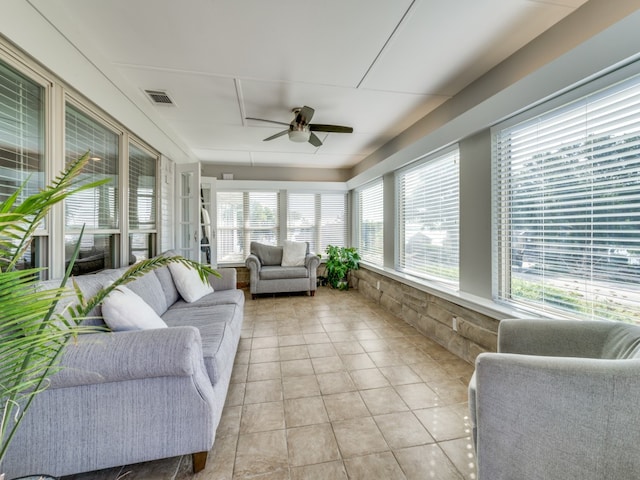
left=0, top=152, right=109, bottom=464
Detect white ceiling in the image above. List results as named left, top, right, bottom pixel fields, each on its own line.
left=31, top=0, right=588, bottom=169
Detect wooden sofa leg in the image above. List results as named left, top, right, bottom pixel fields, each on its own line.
left=310, top=290, right=315, bottom=296
left=192, top=451, right=208, bottom=473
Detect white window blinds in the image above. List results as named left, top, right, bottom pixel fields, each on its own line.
left=288, top=192, right=316, bottom=247
left=216, top=191, right=279, bottom=263
left=65, top=104, right=119, bottom=231
left=320, top=193, right=348, bottom=253
left=397, top=149, right=459, bottom=285
left=128, top=143, right=157, bottom=231
left=494, top=72, right=640, bottom=323
left=0, top=60, right=44, bottom=203
left=216, top=191, right=244, bottom=264
left=357, top=180, right=384, bottom=266
left=247, top=191, right=279, bottom=245
left=287, top=192, right=347, bottom=254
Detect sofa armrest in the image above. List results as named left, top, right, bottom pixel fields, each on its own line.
left=50, top=326, right=205, bottom=389
left=209, top=267, right=236, bottom=291
left=498, top=318, right=613, bottom=357
left=475, top=353, right=640, bottom=479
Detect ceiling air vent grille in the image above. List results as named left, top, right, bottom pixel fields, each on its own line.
left=144, top=89, right=175, bottom=106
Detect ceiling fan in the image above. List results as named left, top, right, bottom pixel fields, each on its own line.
left=246, top=105, right=353, bottom=147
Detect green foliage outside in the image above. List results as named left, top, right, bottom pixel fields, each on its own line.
left=511, top=277, right=638, bottom=324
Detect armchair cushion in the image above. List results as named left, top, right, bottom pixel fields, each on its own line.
left=281, top=240, right=307, bottom=266
left=250, top=242, right=283, bottom=266
left=260, top=266, right=309, bottom=280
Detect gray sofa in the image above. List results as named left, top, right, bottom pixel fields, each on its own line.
left=469, top=318, right=640, bottom=480
left=2, top=257, right=244, bottom=479
left=245, top=241, right=320, bottom=299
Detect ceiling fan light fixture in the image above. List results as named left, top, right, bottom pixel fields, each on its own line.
left=288, top=130, right=310, bottom=143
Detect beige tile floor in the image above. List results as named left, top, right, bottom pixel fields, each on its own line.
left=63, top=287, right=477, bottom=480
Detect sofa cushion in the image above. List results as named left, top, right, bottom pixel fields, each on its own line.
left=169, top=262, right=214, bottom=303
left=162, top=304, right=240, bottom=385
left=250, top=242, right=283, bottom=266
left=168, top=289, right=245, bottom=311
left=38, top=268, right=124, bottom=327
left=154, top=266, right=181, bottom=307
left=281, top=240, right=308, bottom=266
left=127, top=269, right=169, bottom=316
left=260, top=265, right=309, bottom=280
left=102, top=286, right=168, bottom=331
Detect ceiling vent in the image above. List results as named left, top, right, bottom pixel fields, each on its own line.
left=144, top=89, right=175, bottom=106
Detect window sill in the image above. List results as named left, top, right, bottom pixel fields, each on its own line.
left=357, top=262, right=544, bottom=321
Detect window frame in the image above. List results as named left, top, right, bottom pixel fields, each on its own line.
left=355, top=178, right=384, bottom=267
left=286, top=191, right=349, bottom=255
left=128, top=140, right=159, bottom=262
left=492, top=63, right=640, bottom=323
left=396, top=146, right=460, bottom=287
left=216, top=189, right=280, bottom=264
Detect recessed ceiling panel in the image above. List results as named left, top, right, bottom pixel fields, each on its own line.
left=360, top=0, right=587, bottom=95
left=116, top=65, right=240, bottom=124
left=42, top=0, right=413, bottom=88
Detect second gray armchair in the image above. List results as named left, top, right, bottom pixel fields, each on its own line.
left=245, top=241, right=320, bottom=299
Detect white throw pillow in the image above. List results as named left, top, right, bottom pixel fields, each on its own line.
left=281, top=240, right=307, bottom=267
left=102, top=286, right=167, bottom=331
left=168, top=261, right=213, bottom=303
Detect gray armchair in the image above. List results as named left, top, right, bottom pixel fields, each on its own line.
left=245, top=241, right=320, bottom=299
left=469, top=318, right=640, bottom=480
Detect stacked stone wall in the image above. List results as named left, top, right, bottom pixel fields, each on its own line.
left=352, top=268, right=498, bottom=364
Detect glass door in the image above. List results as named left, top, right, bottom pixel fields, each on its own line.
left=175, top=163, right=200, bottom=260
left=200, top=178, right=217, bottom=266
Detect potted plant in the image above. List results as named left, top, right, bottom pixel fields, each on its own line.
left=324, top=245, right=360, bottom=290
left=0, top=153, right=214, bottom=478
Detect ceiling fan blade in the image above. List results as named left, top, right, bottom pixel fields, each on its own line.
left=308, top=132, right=323, bottom=147
left=309, top=124, right=353, bottom=133
left=246, top=117, right=290, bottom=127
left=297, top=106, right=315, bottom=124
left=263, top=129, right=289, bottom=141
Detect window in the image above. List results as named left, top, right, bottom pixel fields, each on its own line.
left=357, top=180, right=384, bottom=266
left=0, top=59, right=46, bottom=270
left=287, top=192, right=347, bottom=254
left=397, top=148, right=459, bottom=285
left=128, top=143, right=157, bottom=262
left=216, top=191, right=279, bottom=263
left=65, top=103, right=119, bottom=274
left=494, top=72, right=640, bottom=323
